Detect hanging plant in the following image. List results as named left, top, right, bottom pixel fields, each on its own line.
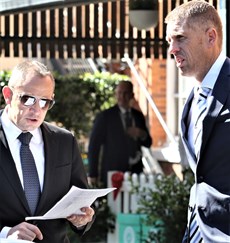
left=129, top=0, right=158, bottom=10
left=129, top=0, right=159, bottom=30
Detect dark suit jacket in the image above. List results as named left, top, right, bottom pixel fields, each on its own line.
left=0, top=116, right=93, bottom=243
left=181, top=57, right=230, bottom=242
left=88, top=105, right=152, bottom=186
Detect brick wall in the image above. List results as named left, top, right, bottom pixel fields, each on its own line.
left=151, top=59, right=167, bottom=147
left=132, top=58, right=167, bottom=148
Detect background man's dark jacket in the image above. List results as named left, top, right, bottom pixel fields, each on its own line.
left=88, top=105, right=152, bottom=186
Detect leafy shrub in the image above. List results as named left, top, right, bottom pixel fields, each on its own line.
left=0, top=69, right=129, bottom=138
left=137, top=170, right=194, bottom=243
left=0, top=70, right=11, bottom=108
left=48, top=71, right=129, bottom=138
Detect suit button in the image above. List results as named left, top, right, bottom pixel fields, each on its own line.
left=197, top=176, right=204, bottom=183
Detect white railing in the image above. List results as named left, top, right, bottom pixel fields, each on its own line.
left=107, top=171, right=159, bottom=242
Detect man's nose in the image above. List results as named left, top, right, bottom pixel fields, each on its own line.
left=119, top=93, right=126, bottom=98
left=29, top=100, right=42, bottom=112
left=168, top=41, right=180, bottom=55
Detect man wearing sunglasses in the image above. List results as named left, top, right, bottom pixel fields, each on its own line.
left=0, top=60, right=94, bottom=242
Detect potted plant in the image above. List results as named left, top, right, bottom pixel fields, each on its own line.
left=129, top=0, right=159, bottom=30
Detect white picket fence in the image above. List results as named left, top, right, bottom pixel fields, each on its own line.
left=106, top=171, right=159, bottom=242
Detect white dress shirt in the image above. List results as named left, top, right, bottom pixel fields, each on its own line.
left=1, top=108, right=45, bottom=190
left=119, top=106, right=134, bottom=129
left=0, top=107, right=45, bottom=238
left=187, top=52, right=226, bottom=155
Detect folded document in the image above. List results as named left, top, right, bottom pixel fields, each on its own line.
left=26, top=186, right=115, bottom=221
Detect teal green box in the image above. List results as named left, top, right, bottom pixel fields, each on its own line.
left=118, top=213, right=151, bottom=243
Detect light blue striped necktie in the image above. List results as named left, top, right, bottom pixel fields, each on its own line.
left=188, top=87, right=210, bottom=242
left=189, top=206, right=203, bottom=243
left=193, top=86, right=211, bottom=157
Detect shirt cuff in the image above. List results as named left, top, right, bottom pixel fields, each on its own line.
left=0, top=226, right=11, bottom=238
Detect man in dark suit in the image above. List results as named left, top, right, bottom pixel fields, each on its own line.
left=0, top=60, right=94, bottom=242
left=88, top=80, right=152, bottom=187
left=165, top=1, right=230, bottom=242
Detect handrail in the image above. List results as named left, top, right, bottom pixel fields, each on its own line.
left=123, top=54, right=177, bottom=145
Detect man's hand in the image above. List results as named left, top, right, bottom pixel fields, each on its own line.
left=67, top=207, right=95, bottom=228
left=87, top=177, right=98, bottom=187
left=7, top=222, right=43, bottom=241
left=127, top=127, right=147, bottom=140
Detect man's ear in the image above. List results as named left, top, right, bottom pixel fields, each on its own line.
left=206, top=27, right=217, bottom=47
left=2, top=86, right=13, bottom=104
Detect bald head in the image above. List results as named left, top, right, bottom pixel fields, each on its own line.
left=115, top=81, right=134, bottom=110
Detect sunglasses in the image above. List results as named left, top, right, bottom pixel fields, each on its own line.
left=18, top=94, right=55, bottom=110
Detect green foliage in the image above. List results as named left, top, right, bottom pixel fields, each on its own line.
left=0, top=69, right=129, bottom=139
left=129, top=0, right=158, bottom=10
left=137, top=170, right=194, bottom=243
left=0, top=70, right=11, bottom=108
left=46, top=71, right=130, bottom=138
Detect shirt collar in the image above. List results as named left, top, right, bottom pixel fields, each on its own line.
left=118, top=106, right=131, bottom=115
left=201, top=52, right=226, bottom=90
left=1, top=108, right=42, bottom=144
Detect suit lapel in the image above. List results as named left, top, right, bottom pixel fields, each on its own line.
left=181, top=89, right=193, bottom=137
left=181, top=89, right=197, bottom=172
left=0, top=119, right=30, bottom=214
left=0, top=124, right=8, bottom=149
left=35, top=123, right=57, bottom=214
left=199, top=96, right=223, bottom=159
left=199, top=58, right=230, bottom=160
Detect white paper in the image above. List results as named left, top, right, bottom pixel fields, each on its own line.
left=25, top=186, right=116, bottom=221
left=0, top=240, right=33, bottom=243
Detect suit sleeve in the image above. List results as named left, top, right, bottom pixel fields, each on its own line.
left=70, top=134, right=89, bottom=188
left=69, top=132, right=95, bottom=235
left=88, top=112, right=106, bottom=178
left=134, top=109, right=152, bottom=148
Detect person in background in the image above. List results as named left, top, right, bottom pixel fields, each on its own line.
left=0, top=60, right=94, bottom=242
left=165, top=1, right=230, bottom=242
left=88, top=80, right=152, bottom=187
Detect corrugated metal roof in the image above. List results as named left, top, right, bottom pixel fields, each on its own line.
left=0, top=0, right=115, bottom=14
left=45, top=58, right=98, bottom=75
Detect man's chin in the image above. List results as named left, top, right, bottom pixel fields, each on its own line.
left=20, top=122, right=41, bottom=131
left=178, top=67, right=189, bottom=76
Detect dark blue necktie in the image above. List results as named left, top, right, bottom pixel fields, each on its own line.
left=124, top=111, right=132, bottom=128
left=18, top=132, right=40, bottom=215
